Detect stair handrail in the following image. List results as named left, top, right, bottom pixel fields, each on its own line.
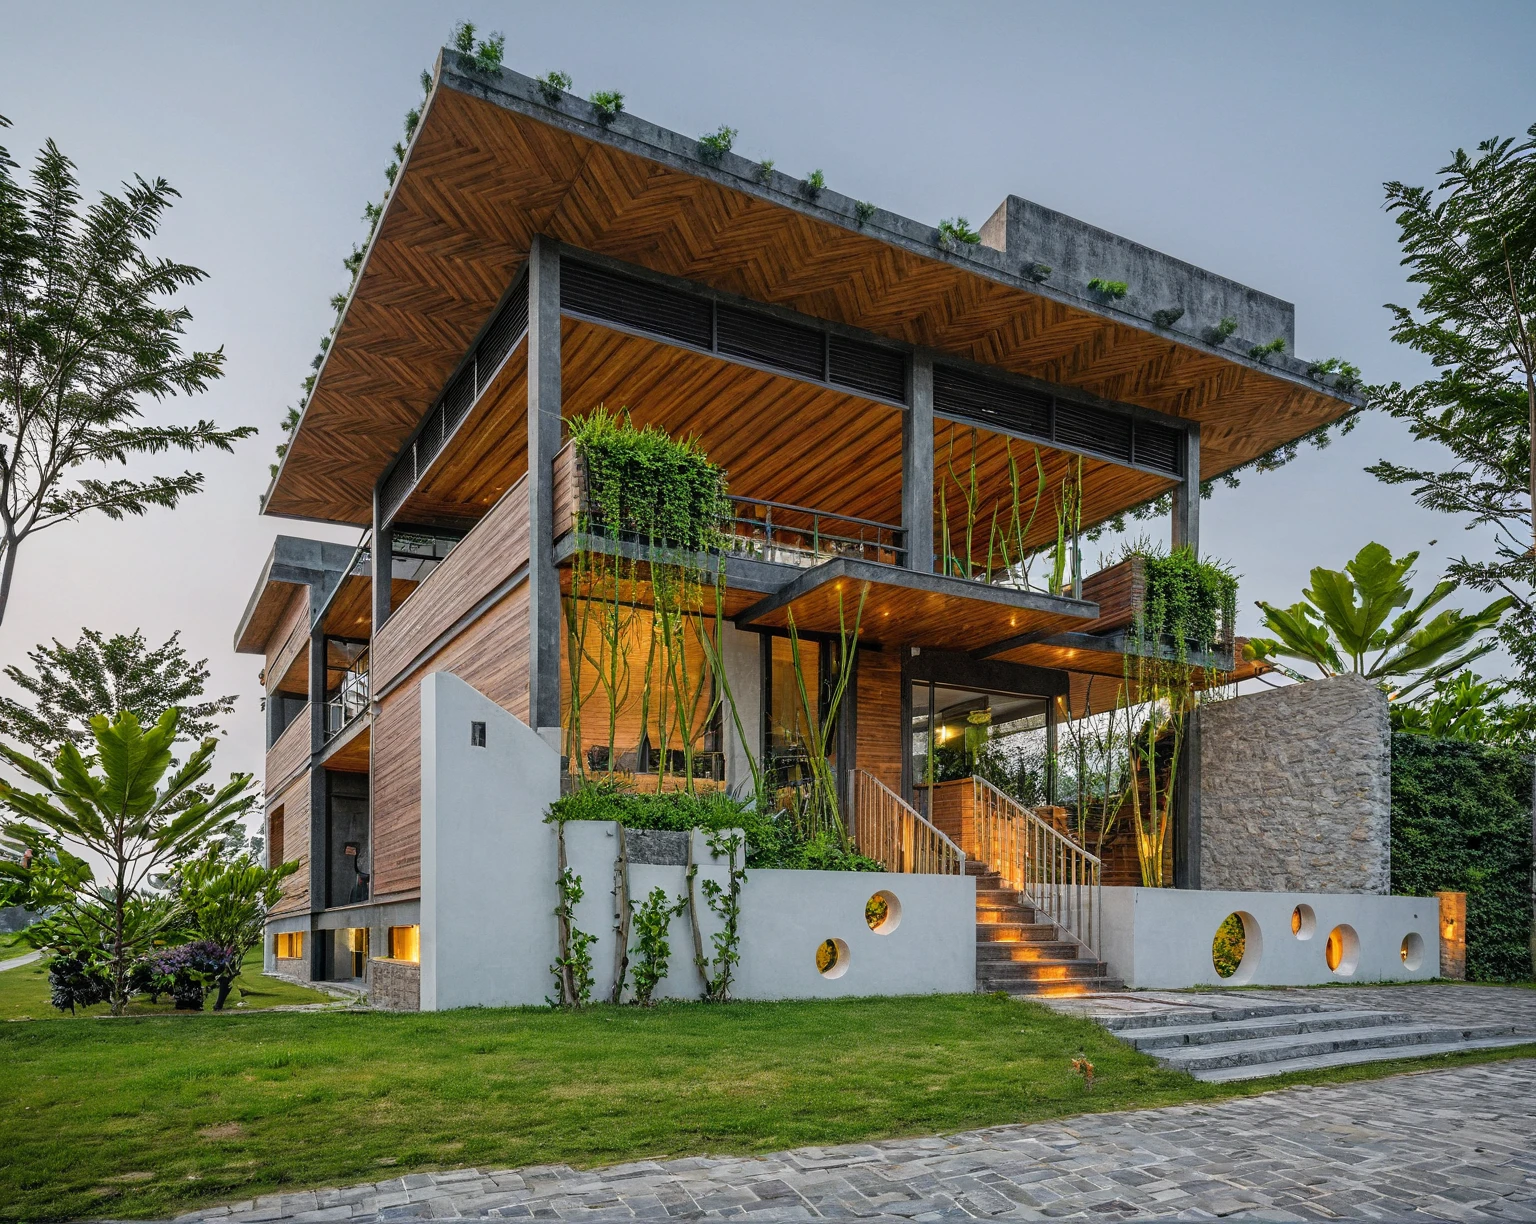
left=851, top=769, right=966, bottom=875
left=972, top=776, right=1101, bottom=959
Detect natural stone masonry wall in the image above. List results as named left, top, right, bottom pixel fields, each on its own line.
left=368, top=958, right=420, bottom=1011
left=1200, top=673, right=1390, bottom=894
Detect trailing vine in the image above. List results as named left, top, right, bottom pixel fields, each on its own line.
left=687, top=830, right=746, bottom=1002
left=549, top=823, right=595, bottom=1006
left=630, top=886, right=687, bottom=1005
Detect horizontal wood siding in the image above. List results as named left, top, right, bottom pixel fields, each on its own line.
left=551, top=440, right=582, bottom=541
left=855, top=649, right=903, bottom=792
left=373, top=474, right=529, bottom=690
left=265, top=710, right=310, bottom=797
left=370, top=585, right=531, bottom=899
left=918, top=778, right=976, bottom=858
left=266, top=588, right=311, bottom=693
left=1077, top=556, right=1143, bottom=636
left=268, top=775, right=310, bottom=915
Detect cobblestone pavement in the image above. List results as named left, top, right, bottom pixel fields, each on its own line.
left=176, top=1059, right=1536, bottom=1223
left=1229, top=985, right=1536, bottom=1034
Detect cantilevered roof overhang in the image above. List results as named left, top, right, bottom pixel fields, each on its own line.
left=266, top=49, right=1363, bottom=527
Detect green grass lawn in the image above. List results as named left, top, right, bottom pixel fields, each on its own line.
left=0, top=946, right=334, bottom=1022
left=0, top=930, right=31, bottom=957
left=2, top=992, right=1533, bottom=1223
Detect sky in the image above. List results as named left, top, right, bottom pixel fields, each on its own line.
left=2, top=1, right=1534, bottom=811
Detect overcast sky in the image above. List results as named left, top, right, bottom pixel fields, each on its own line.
left=3, top=1, right=1534, bottom=809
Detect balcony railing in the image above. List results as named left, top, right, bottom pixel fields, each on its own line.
left=724, top=496, right=904, bottom=568
left=324, top=651, right=370, bottom=741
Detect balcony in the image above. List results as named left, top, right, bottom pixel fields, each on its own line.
left=324, top=649, right=370, bottom=741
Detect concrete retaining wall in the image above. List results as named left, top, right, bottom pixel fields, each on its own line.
left=1099, top=886, right=1438, bottom=988
left=1200, top=674, right=1391, bottom=894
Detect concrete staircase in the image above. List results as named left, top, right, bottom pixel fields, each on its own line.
left=1101, top=997, right=1532, bottom=1081
left=969, top=860, right=1122, bottom=997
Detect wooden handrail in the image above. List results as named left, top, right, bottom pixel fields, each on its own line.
left=851, top=770, right=966, bottom=875
left=972, top=776, right=1102, bottom=958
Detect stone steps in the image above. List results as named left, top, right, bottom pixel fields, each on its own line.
left=967, top=861, right=1121, bottom=998
left=1096, top=998, right=1531, bottom=1081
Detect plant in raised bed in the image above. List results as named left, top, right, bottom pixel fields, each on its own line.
left=1248, top=336, right=1286, bottom=362
left=536, top=69, right=572, bottom=103
left=937, top=217, right=981, bottom=247
left=1307, top=356, right=1362, bottom=392
left=855, top=199, right=877, bottom=226
left=697, top=125, right=737, bottom=162
left=1151, top=307, right=1185, bottom=328
left=1087, top=277, right=1129, bottom=299
left=589, top=90, right=625, bottom=123
left=1203, top=316, right=1238, bottom=344
left=802, top=168, right=826, bottom=199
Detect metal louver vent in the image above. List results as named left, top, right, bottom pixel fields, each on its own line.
left=829, top=337, right=908, bottom=403
left=1133, top=419, right=1183, bottom=475
left=1054, top=399, right=1133, bottom=463
left=716, top=305, right=825, bottom=379
left=933, top=365, right=1051, bottom=436
left=561, top=260, right=711, bottom=348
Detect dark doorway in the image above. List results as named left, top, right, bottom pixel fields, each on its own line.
left=325, top=770, right=370, bottom=907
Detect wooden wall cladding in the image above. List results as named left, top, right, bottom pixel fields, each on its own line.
left=266, top=588, right=310, bottom=695
left=372, top=474, right=530, bottom=690
left=267, top=776, right=310, bottom=916
left=855, top=649, right=904, bottom=792
left=369, top=584, right=532, bottom=900
left=265, top=711, right=310, bottom=798
left=1075, top=556, right=1144, bottom=636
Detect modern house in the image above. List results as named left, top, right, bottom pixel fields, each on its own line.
left=236, top=49, right=1379, bottom=1006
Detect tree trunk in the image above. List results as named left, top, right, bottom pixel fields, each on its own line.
left=213, top=977, right=234, bottom=1011
left=0, top=532, right=16, bottom=630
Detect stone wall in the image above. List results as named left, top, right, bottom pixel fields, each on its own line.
left=369, top=958, right=421, bottom=1011
left=1199, top=674, right=1390, bottom=894
left=273, top=955, right=311, bottom=982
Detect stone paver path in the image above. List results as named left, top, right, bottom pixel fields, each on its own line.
left=1232, top=984, right=1536, bottom=1034
left=177, top=1059, right=1536, bottom=1222
left=0, top=949, right=40, bottom=972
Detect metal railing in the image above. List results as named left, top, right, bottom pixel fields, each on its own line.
left=725, top=497, right=905, bottom=568
left=973, top=776, right=1101, bottom=958
left=851, top=769, right=966, bottom=875
left=324, top=651, right=370, bottom=741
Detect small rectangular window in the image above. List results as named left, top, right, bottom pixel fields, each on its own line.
left=274, top=931, right=304, bottom=959
left=388, top=925, right=421, bottom=963
left=470, top=720, right=486, bottom=747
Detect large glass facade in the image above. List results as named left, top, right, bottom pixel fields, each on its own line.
left=910, top=681, right=1052, bottom=808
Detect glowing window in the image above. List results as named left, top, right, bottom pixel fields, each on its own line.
left=388, top=925, right=421, bottom=963
left=274, top=931, right=304, bottom=959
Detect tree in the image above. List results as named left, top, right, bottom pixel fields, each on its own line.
left=1389, top=670, right=1536, bottom=746
left=0, top=627, right=236, bottom=755
left=1244, top=541, right=1511, bottom=701
left=0, top=115, right=254, bottom=627
left=1365, top=123, right=1536, bottom=695
left=175, top=851, right=298, bottom=1009
left=0, top=709, right=254, bottom=1015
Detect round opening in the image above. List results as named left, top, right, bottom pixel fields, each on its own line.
left=865, top=890, right=902, bottom=935
left=1325, top=924, right=1360, bottom=976
left=1211, top=911, right=1262, bottom=986
left=816, top=937, right=850, bottom=979
left=1400, top=931, right=1425, bottom=971
left=1291, top=904, right=1316, bottom=940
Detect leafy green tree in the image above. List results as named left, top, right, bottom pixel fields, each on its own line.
left=0, top=709, right=254, bottom=1015
left=1365, top=123, right=1536, bottom=695
left=174, top=852, right=298, bottom=1009
left=0, top=627, right=236, bottom=755
left=1244, top=542, right=1511, bottom=700
left=0, top=115, right=253, bottom=626
left=1389, top=670, right=1536, bottom=746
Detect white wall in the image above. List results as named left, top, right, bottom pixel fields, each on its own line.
left=1099, top=886, right=1439, bottom=989
left=419, top=670, right=562, bottom=1010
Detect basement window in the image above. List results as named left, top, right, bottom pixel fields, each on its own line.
left=388, top=925, right=421, bottom=963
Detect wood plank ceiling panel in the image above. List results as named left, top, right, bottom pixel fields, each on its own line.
left=270, top=82, right=1354, bottom=526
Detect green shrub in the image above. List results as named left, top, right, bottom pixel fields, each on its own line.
left=1130, top=544, right=1238, bottom=656
left=1087, top=278, right=1129, bottom=299
left=1391, top=733, right=1533, bottom=981
left=1211, top=913, right=1245, bottom=978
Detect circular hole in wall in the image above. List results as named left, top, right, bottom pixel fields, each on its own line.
left=1212, top=911, right=1263, bottom=986
left=1325, top=924, right=1360, bottom=976
left=866, top=890, right=902, bottom=935
left=1400, top=931, right=1425, bottom=971
left=816, top=937, right=850, bottom=979
left=1291, top=904, right=1316, bottom=940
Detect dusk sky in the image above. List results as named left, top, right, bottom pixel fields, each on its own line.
left=3, top=1, right=1534, bottom=810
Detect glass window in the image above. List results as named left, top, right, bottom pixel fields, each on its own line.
left=911, top=681, right=1051, bottom=806
left=766, top=634, right=821, bottom=787
left=388, top=925, right=420, bottom=963
left=274, top=931, right=304, bottom=959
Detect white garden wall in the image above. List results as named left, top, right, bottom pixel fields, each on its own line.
left=1099, top=886, right=1439, bottom=989
left=417, top=672, right=975, bottom=1011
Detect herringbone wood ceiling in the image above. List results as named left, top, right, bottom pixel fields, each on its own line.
left=269, top=82, right=1350, bottom=525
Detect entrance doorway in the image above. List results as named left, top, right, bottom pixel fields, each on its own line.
left=909, top=681, right=1053, bottom=814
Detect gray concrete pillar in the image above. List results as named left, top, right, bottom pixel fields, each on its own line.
left=720, top=623, right=763, bottom=794
left=307, top=618, right=328, bottom=964
left=527, top=236, right=563, bottom=741
left=903, top=353, right=935, bottom=573
left=1171, top=424, right=1200, bottom=555
left=372, top=483, right=393, bottom=632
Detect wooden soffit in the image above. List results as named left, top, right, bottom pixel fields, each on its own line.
left=267, top=56, right=1359, bottom=526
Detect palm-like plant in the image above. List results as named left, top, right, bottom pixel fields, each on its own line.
left=0, top=709, right=254, bottom=1015
left=1244, top=542, right=1513, bottom=700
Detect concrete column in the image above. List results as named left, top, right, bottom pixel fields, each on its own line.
left=1171, top=424, right=1200, bottom=555
left=307, top=618, right=328, bottom=971
left=720, top=623, right=763, bottom=794
left=902, top=353, right=935, bottom=573
left=1173, top=707, right=1202, bottom=889
left=527, top=236, right=563, bottom=743
left=372, top=483, right=393, bottom=632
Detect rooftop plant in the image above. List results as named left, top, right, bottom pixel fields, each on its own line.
left=1025, top=262, right=1052, bottom=282
left=451, top=21, right=504, bottom=73
left=802, top=168, right=825, bottom=199
left=1126, top=543, right=1238, bottom=658
left=1087, top=277, right=1129, bottom=300
left=590, top=90, right=625, bottom=123
left=1151, top=307, right=1185, bottom=328
left=756, top=157, right=775, bottom=184
left=937, top=217, right=981, bottom=247
left=697, top=125, right=737, bottom=162
left=854, top=200, right=876, bottom=226
left=536, top=69, right=572, bottom=103
left=1307, top=356, right=1362, bottom=392
left=1248, top=336, right=1286, bottom=362
left=1203, top=316, right=1238, bottom=344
